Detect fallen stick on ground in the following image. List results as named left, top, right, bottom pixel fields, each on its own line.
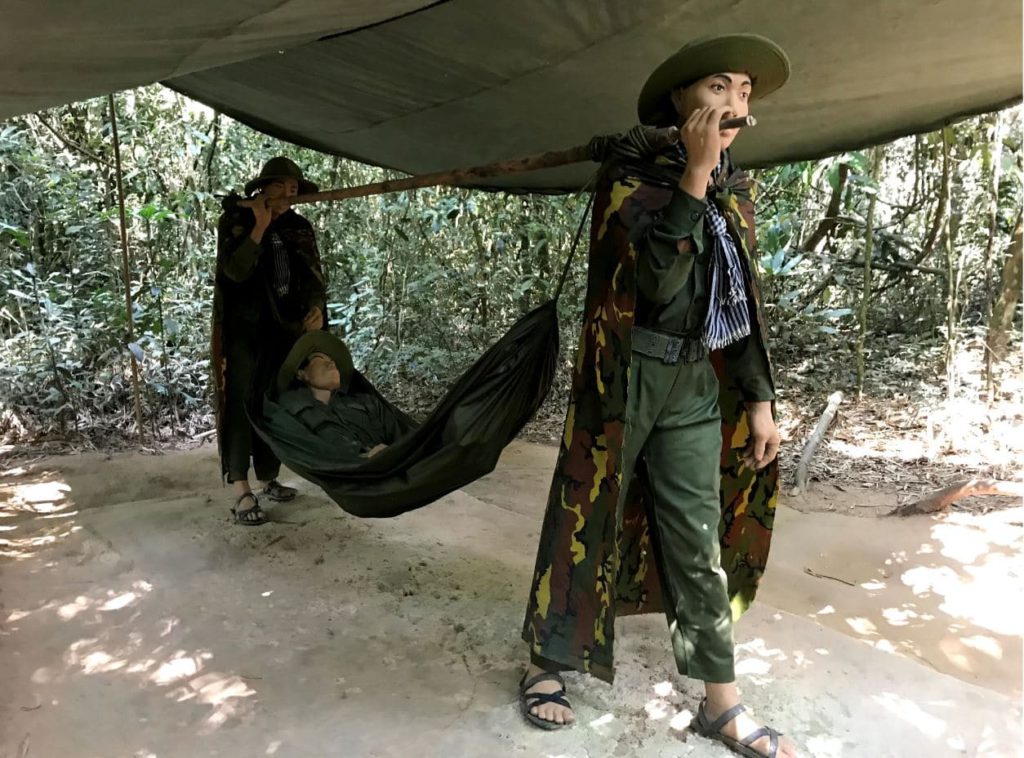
left=889, top=478, right=1024, bottom=516
left=792, top=390, right=844, bottom=495
left=804, top=567, right=857, bottom=587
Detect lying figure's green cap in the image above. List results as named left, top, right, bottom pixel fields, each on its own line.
left=276, top=331, right=354, bottom=395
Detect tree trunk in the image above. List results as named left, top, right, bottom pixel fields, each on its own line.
left=204, top=111, right=222, bottom=195
left=917, top=133, right=950, bottom=264
left=802, top=162, right=849, bottom=253
left=941, top=132, right=959, bottom=400
left=856, top=147, right=884, bottom=397
left=472, top=221, right=490, bottom=328
left=911, top=134, right=922, bottom=208
left=985, top=215, right=1024, bottom=394
left=107, top=93, right=146, bottom=439
left=982, top=112, right=1005, bottom=320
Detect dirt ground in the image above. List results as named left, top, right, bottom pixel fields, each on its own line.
left=0, top=441, right=1020, bottom=757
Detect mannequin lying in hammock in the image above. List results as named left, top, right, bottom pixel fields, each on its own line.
left=275, top=331, right=411, bottom=460
left=250, top=301, right=557, bottom=517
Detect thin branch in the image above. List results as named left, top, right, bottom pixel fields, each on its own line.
left=917, top=134, right=950, bottom=264
left=802, top=164, right=849, bottom=253
left=33, top=114, right=113, bottom=168
left=845, top=257, right=946, bottom=277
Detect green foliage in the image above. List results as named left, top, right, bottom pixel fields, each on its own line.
left=0, top=87, right=1020, bottom=441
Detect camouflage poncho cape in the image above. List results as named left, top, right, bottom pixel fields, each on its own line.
left=522, top=147, right=780, bottom=683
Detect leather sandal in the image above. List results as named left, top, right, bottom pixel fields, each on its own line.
left=231, top=492, right=268, bottom=526
left=519, top=671, right=574, bottom=730
left=691, top=698, right=781, bottom=757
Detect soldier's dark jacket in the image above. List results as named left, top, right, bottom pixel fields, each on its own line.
left=211, top=199, right=326, bottom=479
left=522, top=147, right=780, bottom=683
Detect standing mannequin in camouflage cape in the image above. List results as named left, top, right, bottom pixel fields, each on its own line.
left=212, top=157, right=327, bottom=526
left=519, top=35, right=797, bottom=758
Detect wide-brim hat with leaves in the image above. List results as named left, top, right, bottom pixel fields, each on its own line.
left=276, top=330, right=353, bottom=395
left=637, top=33, right=790, bottom=126
left=245, top=156, right=319, bottom=196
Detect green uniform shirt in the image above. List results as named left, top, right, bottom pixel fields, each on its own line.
left=635, top=188, right=775, bottom=402
left=277, top=386, right=404, bottom=460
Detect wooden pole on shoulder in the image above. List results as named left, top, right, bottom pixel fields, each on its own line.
left=278, top=117, right=756, bottom=207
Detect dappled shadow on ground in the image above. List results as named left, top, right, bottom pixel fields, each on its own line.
left=825, top=511, right=1019, bottom=684
left=1, top=459, right=259, bottom=745
left=0, top=466, right=78, bottom=561
left=5, top=575, right=258, bottom=732
left=2, top=445, right=1019, bottom=756
left=761, top=499, right=1023, bottom=700
left=553, top=607, right=1016, bottom=757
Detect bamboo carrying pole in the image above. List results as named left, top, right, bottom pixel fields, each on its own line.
left=108, top=93, right=145, bottom=438
left=283, top=117, right=757, bottom=207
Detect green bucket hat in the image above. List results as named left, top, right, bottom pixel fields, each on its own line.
left=637, top=33, right=790, bottom=126
left=276, top=331, right=354, bottom=395
left=245, top=156, right=319, bottom=196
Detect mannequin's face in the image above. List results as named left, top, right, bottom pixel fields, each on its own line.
left=262, top=178, right=299, bottom=200
left=297, top=352, right=342, bottom=391
left=672, top=71, right=752, bottom=150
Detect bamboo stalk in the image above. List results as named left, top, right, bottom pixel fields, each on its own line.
left=108, top=93, right=145, bottom=439
left=981, top=111, right=1005, bottom=314
left=941, top=134, right=957, bottom=400
left=856, top=146, right=884, bottom=397
left=284, top=118, right=756, bottom=206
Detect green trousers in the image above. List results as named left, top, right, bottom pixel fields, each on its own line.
left=619, top=351, right=735, bottom=683
left=531, top=351, right=735, bottom=683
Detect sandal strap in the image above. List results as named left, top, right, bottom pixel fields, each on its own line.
left=700, top=700, right=748, bottom=736
left=523, top=691, right=571, bottom=709
left=232, top=494, right=266, bottom=523
left=740, top=726, right=780, bottom=757
left=520, top=671, right=565, bottom=693
left=236, top=492, right=259, bottom=507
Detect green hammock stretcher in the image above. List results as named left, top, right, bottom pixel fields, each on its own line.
left=248, top=301, right=559, bottom=517
left=245, top=130, right=640, bottom=517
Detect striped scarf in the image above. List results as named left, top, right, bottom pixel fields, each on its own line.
left=678, top=146, right=752, bottom=350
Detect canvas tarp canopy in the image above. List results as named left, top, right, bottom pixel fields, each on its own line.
left=2, top=0, right=1021, bottom=190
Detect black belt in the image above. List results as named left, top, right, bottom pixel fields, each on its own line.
left=630, top=325, right=706, bottom=365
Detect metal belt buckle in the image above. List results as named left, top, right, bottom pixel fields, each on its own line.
left=663, top=337, right=683, bottom=364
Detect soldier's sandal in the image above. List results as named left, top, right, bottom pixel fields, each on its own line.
left=519, top=671, right=574, bottom=731
left=231, top=493, right=268, bottom=526
left=691, top=698, right=781, bottom=758
left=261, top=480, right=297, bottom=502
